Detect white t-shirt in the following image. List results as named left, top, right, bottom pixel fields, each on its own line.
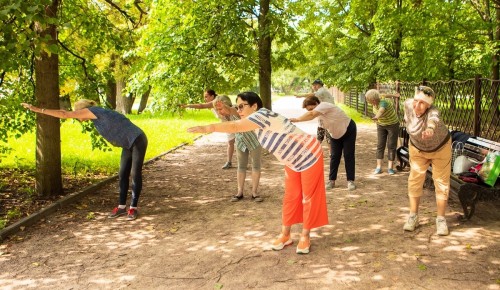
left=247, top=108, right=322, bottom=172
left=314, top=87, right=334, bottom=103
left=313, top=102, right=351, bottom=139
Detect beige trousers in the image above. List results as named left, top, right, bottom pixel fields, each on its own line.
left=408, top=139, right=452, bottom=201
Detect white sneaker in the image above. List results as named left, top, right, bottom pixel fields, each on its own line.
left=347, top=181, right=356, bottom=190
left=326, top=181, right=335, bottom=190
left=436, top=217, right=449, bottom=236
left=403, top=214, right=419, bottom=231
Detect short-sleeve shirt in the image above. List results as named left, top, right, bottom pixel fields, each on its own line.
left=247, top=108, right=322, bottom=172
left=404, top=99, right=450, bottom=152
left=313, top=102, right=351, bottom=139
left=88, top=107, right=144, bottom=149
left=373, top=99, right=399, bottom=126
left=314, top=87, right=334, bottom=104
left=228, top=115, right=261, bottom=152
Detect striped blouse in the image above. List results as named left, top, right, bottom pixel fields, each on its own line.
left=228, top=115, right=261, bottom=152
left=247, top=108, right=322, bottom=172
left=373, top=98, right=399, bottom=126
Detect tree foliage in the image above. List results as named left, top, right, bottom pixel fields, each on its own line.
left=294, top=0, right=496, bottom=90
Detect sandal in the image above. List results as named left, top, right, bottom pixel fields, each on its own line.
left=251, top=195, right=263, bottom=202
left=231, top=194, right=243, bottom=202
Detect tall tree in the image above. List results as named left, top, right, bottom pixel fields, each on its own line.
left=33, top=0, right=63, bottom=196
left=134, top=0, right=300, bottom=110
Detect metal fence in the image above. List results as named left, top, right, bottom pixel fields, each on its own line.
left=336, top=76, right=500, bottom=142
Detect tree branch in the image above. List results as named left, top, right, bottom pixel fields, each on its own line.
left=103, top=0, right=136, bottom=25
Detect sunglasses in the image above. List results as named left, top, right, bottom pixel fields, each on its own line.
left=236, top=103, right=251, bottom=111
left=417, top=86, right=433, bottom=97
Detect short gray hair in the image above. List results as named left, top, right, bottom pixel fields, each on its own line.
left=365, top=89, right=380, bottom=103
left=74, top=99, right=97, bottom=111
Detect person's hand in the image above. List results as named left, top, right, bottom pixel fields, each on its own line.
left=215, top=100, right=230, bottom=116
left=21, top=103, right=33, bottom=110
left=421, top=128, right=434, bottom=140
left=187, top=126, right=209, bottom=133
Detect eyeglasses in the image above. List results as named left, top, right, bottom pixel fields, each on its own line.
left=417, top=86, right=433, bottom=97
left=236, top=103, right=250, bottom=111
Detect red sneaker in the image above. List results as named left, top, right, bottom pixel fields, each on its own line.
left=127, top=208, right=138, bottom=221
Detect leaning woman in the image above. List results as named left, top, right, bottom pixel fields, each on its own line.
left=402, top=86, right=451, bottom=236
left=21, top=100, right=148, bottom=221
left=187, top=92, right=329, bottom=254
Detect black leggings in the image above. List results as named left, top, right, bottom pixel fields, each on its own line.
left=119, top=133, right=148, bottom=207
left=328, top=120, right=357, bottom=181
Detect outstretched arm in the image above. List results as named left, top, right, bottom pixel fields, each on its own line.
left=187, top=118, right=259, bottom=134
left=295, top=92, right=315, bottom=98
left=21, top=103, right=96, bottom=119
left=181, top=102, right=214, bottom=109
left=289, top=110, right=320, bottom=122
left=215, top=100, right=239, bottom=118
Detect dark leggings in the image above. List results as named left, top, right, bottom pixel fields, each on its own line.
left=329, top=120, right=357, bottom=181
left=119, top=133, right=148, bottom=207
left=376, top=123, right=399, bottom=161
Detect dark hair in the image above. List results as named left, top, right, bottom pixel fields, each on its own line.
left=312, top=79, right=324, bottom=86
left=302, top=96, right=321, bottom=108
left=236, top=91, right=263, bottom=109
left=205, top=89, right=217, bottom=97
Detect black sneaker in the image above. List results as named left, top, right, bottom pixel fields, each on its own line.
left=108, top=207, right=127, bottom=218
left=127, top=208, right=138, bottom=220
left=221, top=162, right=232, bottom=169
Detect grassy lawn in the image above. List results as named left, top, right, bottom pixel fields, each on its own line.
left=1, top=101, right=369, bottom=175
left=1, top=110, right=216, bottom=174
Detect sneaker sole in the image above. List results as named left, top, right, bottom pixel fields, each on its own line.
left=108, top=212, right=126, bottom=219
left=271, top=239, right=293, bottom=251
left=403, top=222, right=419, bottom=231
left=296, top=247, right=310, bottom=254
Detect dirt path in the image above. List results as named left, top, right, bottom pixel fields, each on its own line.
left=0, top=97, right=499, bottom=290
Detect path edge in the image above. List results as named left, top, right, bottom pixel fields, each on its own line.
left=0, top=138, right=200, bottom=241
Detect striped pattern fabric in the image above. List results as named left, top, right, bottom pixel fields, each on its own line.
left=374, top=99, right=399, bottom=126
left=247, top=108, right=322, bottom=172
left=229, top=115, right=261, bottom=152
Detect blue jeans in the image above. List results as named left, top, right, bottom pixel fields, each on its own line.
left=119, top=133, right=148, bottom=207
left=329, top=120, right=357, bottom=181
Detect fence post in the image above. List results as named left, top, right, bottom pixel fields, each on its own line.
left=474, top=75, right=481, bottom=137
left=395, top=80, right=400, bottom=116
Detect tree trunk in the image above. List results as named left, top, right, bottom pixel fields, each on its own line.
left=106, top=78, right=117, bottom=109
left=34, top=0, right=63, bottom=197
left=258, top=0, right=272, bottom=110
left=138, top=86, right=151, bottom=114
left=115, top=79, right=134, bottom=114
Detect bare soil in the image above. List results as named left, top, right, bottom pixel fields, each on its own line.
left=0, top=101, right=499, bottom=289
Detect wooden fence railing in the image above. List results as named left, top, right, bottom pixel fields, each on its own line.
left=332, top=76, right=500, bottom=142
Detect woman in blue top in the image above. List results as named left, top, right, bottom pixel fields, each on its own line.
left=22, top=100, right=148, bottom=220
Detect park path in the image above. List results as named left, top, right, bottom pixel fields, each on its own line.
left=0, top=97, right=499, bottom=290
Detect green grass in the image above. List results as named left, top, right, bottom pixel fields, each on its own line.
left=337, top=103, right=372, bottom=124
left=1, top=102, right=369, bottom=175
left=1, top=110, right=216, bottom=174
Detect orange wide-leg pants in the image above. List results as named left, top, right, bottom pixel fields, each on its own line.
left=282, top=155, right=329, bottom=230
